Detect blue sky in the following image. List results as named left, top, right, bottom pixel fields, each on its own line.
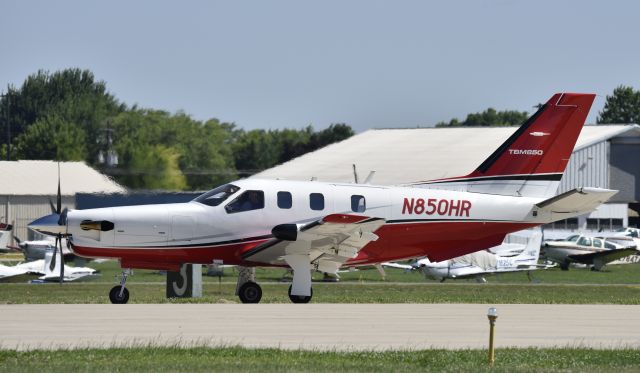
left=1, top=1, right=638, bottom=131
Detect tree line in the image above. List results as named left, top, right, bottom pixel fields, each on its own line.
left=1, top=69, right=638, bottom=190
left=0, top=69, right=354, bottom=190
left=435, top=86, right=640, bottom=127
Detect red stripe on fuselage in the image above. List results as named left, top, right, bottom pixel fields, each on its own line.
left=70, top=221, right=537, bottom=269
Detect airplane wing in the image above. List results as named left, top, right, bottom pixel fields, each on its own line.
left=536, top=187, right=617, bottom=215
left=568, top=248, right=638, bottom=265
left=0, top=264, right=30, bottom=280
left=241, top=214, right=385, bottom=274
left=13, top=260, right=45, bottom=274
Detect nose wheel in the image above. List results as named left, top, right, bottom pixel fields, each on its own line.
left=109, top=269, right=131, bottom=304
left=238, top=281, right=262, bottom=303
left=109, top=285, right=129, bottom=304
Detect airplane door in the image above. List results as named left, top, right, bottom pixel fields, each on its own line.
left=172, top=216, right=195, bottom=242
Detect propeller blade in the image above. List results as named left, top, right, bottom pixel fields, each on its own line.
left=58, top=234, right=64, bottom=284
left=49, top=237, right=58, bottom=271
left=56, top=163, right=62, bottom=214
left=58, top=208, right=68, bottom=227
left=48, top=199, right=56, bottom=214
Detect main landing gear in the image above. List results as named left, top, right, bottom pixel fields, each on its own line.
left=109, top=269, right=131, bottom=304
left=236, top=261, right=314, bottom=304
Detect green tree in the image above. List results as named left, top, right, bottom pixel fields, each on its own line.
left=436, top=108, right=529, bottom=127
left=1, top=68, right=125, bottom=161
left=597, top=85, right=640, bottom=124
left=232, top=124, right=354, bottom=176
left=14, top=113, right=87, bottom=161
left=110, top=109, right=236, bottom=190
left=115, top=144, right=187, bottom=190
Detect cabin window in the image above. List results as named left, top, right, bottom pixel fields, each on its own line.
left=577, top=237, right=592, bottom=247
left=605, top=241, right=616, bottom=249
left=225, top=190, right=265, bottom=213
left=351, top=195, right=366, bottom=213
left=593, top=238, right=603, bottom=248
left=277, top=191, right=292, bottom=209
left=194, top=184, right=239, bottom=206
left=309, top=193, right=324, bottom=210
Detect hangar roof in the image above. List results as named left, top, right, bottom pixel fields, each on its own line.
left=0, top=160, right=126, bottom=196
left=253, top=124, right=640, bottom=186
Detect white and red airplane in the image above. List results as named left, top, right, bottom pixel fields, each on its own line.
left=29, top=93, right=616, bottom=304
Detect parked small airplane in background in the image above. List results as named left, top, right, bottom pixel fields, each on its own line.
left=0, top=222, right=14, bottom=253
left=542, top=234, right=637, bottom=271
left=13, top=236, right=73, bottom=262
left=384, top=231, right=551, bottom=282
left=28, top=93, right=616, bottom=304
left=605, top=227, right=640, bottom=247
left=0, top=247, right=97, bottom=282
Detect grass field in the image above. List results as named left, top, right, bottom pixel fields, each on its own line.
left=1, top=260, right=640, bottom=304
left=1, top=347, right=640, bottom=372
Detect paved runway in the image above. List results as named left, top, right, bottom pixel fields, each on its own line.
left=1, top=304, right=639, bottom=350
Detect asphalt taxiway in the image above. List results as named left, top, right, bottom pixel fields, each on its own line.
left=0, top=304, right=638, bottom=350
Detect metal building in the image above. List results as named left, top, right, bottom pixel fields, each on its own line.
left=0, top=160, right=125, bottom=241
left=254, top=124, right=640, bottom=232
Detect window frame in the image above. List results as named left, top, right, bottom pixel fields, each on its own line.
left=277, top=191, right=293, bottom=209
left=309, top=193, right=325, bottom=211
left=350, top=195, right=366, bottom=213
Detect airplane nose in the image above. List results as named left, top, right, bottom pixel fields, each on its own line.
left=28, top=212, right=67, bottom=236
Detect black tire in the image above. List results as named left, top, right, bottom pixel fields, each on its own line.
left=560, top=262, right=570, bottom=271
left=238, top=282, right=262, bottom=304
left=109, top=286, right=129, bottom=304
left=288, top=284, right=312, bottom=304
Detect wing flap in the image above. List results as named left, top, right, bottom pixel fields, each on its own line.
left=241, top=214, right=385, bottom=271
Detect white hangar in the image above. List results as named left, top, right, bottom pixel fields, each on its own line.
left=0, top=160, right=125, bottom=241
left=254, top=124, right=640, bottom=232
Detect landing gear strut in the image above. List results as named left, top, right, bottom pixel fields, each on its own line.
left=284, top=254, right=313, bottom=304
left=109, top=269, right=131, bottom=304
left=236, top=266, right=262, bottom=303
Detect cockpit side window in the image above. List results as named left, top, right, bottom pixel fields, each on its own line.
left=225, top=190, right=265, bottom=214
left=194, top=184, right=239, bottom=206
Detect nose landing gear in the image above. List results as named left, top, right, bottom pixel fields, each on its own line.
left=109, top=268, right=131, bottom=304
left=236, top=266, right=262, bottom=303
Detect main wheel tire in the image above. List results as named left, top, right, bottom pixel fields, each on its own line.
left=238, top=281, right=262, bottom=303
left=288, top=284, right=312, bottom=304
left=560, top=262, right=570, bottom=271
left=109, top=285, right=130, bottom=304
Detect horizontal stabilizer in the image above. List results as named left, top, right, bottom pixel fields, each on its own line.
left=536, top=187, right=617, bottom=215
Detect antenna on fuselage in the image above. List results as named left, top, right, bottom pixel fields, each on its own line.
left=363, top=171, right=376, bottom=184
left=353, top=164, right=375, bottom=184
left=352, top=164, right=359, bottom=184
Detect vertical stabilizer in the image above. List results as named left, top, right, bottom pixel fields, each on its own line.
left=412, top=93, right=596, bottom=197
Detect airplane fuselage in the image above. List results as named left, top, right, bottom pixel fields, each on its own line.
left=66, top=178, right=546, bottom=271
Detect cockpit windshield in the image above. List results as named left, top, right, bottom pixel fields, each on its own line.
left=193, top=184, right=240, bottom=206
left=566, top=235, right=580, bottom=242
